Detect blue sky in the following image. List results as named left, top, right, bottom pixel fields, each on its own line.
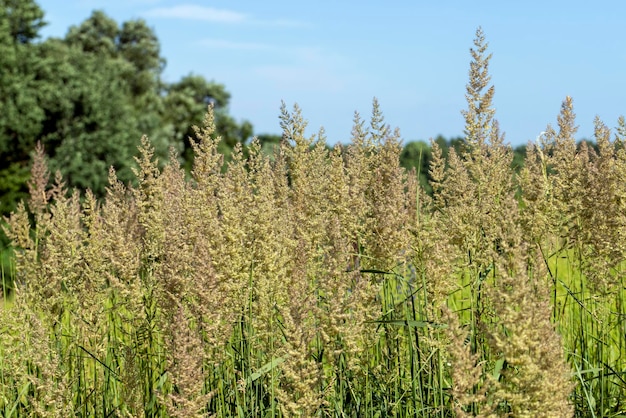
left=36, top=0, right=625, bottom=146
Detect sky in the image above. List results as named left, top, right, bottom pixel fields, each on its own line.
left=36, top=0, right=626, bottom=147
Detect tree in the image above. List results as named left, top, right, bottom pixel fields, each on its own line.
left=65, top=11, right=172, bottom=159
left=0, top=5, right=256, bottom=215
left=400, top=140, right=432, bottom=193
left=65, top=10, right=118, bottom=56
left=255, top=133, right=283, bottom=157
left=0, top=0, right=47, bottom=214
left=35, top=38, right=141, bottom=192
left=118, top=19, right=164, bottom=97
left=162, top=74, right=253, bottom=170
left=511, top=144, right=527, bottom=172
left=0, top=0, right=45, bottom=44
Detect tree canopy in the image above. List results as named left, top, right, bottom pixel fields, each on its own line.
left=0, top=1, right=254, bottom=217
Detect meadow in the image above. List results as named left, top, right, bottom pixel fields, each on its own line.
left=1, top=29, right=625, bottom=417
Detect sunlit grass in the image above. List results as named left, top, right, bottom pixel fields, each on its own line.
left=2, top=28, right=626, bottom=417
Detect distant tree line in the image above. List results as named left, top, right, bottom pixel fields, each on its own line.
left=399, top=136, right=528, bottom=194
left=399, top=136, right=601, bottom=194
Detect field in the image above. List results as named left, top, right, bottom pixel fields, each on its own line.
left=1, top=29, right=625, bottom=417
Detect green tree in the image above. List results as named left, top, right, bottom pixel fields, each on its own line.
left=162, top=74, right=253, bottom=170
left=0, top=5, right=255, bottom=214
left=118, top=19, right=164, bottom=97
left=0, top=0, right=46, bottom=214
left=255, top=133, right=283, bottom=157
left=1, top=0, right=45, bottom=44
left=399, top=135, right=467, bottom=195
left=400, top=140, right=432, bottom=193
left=65, top=10, right=118, bottom=55
left=35, top=38, right=140, bottom=192
left=511, top=144, right=527, bottom=172
left=65, top=11, right=173, bottom=161
left=0, top=0, right=47, bottom=289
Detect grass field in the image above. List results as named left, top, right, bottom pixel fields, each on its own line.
left=1, top=29, right=625, bottom=417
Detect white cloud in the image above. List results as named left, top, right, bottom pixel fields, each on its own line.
left=198, top=39, right=275, bottom=51
left=144, top=4, right=306, bottom=27
left=145, top=5, right=247, bottom=23
left=195, top=40, right=353, bottom=93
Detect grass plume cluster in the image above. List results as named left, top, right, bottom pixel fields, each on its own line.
left=1, top=28, right=624, bottom=417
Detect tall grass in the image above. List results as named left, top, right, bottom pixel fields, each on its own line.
left=1, top=28, right=624, bottom=417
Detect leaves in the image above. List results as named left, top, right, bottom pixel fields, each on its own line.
left=0, top=6, right=253, bottom=219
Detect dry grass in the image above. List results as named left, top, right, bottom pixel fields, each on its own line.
left=1, top=28, right=624, bottom=417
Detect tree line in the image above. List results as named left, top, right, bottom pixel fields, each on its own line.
left=0, top=0, right=259, bottom=217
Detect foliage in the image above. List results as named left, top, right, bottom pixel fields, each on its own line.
left=162, top=74, right=253, bottom=171
left=0, top=4, right=253, bottom=219
left=0, top=0, right=46, bottom=212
